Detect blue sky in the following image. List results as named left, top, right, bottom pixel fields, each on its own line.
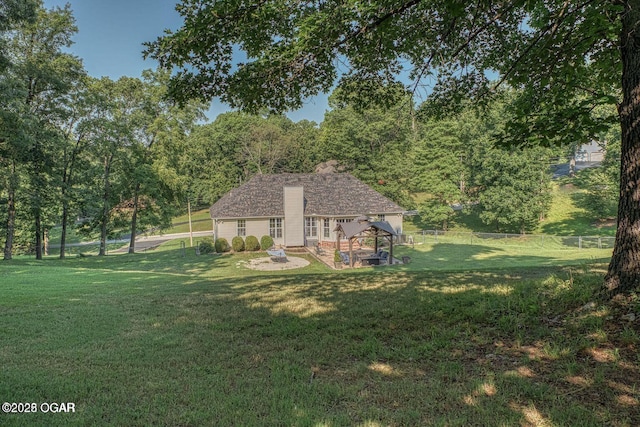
left=42, top=0, right=329, bottom=123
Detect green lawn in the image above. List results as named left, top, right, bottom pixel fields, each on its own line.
left=537, top=183, right=616, bottom=237
left=1, top=244, right=638, bottom=426
left=145, top=209, right=214, bottom=235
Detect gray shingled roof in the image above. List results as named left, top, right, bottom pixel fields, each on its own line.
left=209, top=173, right=404, bottom=219
left=336, top=220, right=398, bottom=239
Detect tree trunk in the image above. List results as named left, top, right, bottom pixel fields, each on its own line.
left=3, top=161, right=17, bottom=260
left=128, top=182, right=141, bottom=254
left=60, top=201, right=68, bottom=259
left=569, top=155, right=576, bottom=178
left=32, top=156, right=45, bottom=260
left=60, top=134, right=84, bottom=259
left=35, top=209, right=42, bottom=260
left=99, top=154, right=113, bottom=256
left=604, top=2, right=640, bottom=296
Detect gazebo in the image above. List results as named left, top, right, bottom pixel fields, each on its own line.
left=334, top=216, right=398, bottom=267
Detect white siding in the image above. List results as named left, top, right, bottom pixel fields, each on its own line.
left=386, top=214, right=404, bottom=236
left=215, top=220, right=237, bottom=242
left=215, top=219, right=284, bottom=246
left=284, top=186, right=304, bottom=246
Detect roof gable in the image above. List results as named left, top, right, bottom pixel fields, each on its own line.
left=209, top=173, right=404, bottom=219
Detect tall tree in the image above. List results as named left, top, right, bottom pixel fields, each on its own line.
left=0, top=0, right=37, bottom=260
left=75, top=77, right=139, bottom=256
left=57, top=78, right=100, bottom=259
left=2, top=2, right=84, bottom=259
left=319, top=88, right=414, bottom=207
left=145, top=0, right=639, bottom=297
left=0, top=0, right=36, bottom=71
left=471, top=144, right=553, bottom=234
left=122, top=69, right=204, bottom=254
left=182, top=111, right=319, bottom=207
left=411, top=119, right=468, bottom=230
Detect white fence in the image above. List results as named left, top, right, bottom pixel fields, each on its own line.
left=398, top=230, right=615, bottom=250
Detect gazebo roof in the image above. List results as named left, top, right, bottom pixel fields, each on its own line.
left=335, top=219, right=397, bottom=239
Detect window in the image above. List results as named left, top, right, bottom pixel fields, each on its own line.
left=378, top=214, right=385, bottom=221
left=323, top=219, right=330, bottom=238
left=336, top=218, right=351, bottom=224
left=269, top=218, right=282, bottom=238
left=237, top=219, right=246, bottom=237
left=305, top=217, right=317, bottom=237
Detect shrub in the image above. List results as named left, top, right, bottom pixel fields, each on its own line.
left=245, top=235, right=260, bottom=251
left=232, top=236, right=245, bottom=252
left=214, top=237, right=230, bottom=253
left=334, top=250, right=342, bottom=263
left=199, top=237, right=215, bottom=254
left=260, top=235, right=274, bottom=250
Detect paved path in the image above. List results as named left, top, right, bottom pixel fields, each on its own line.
left=551, top=161, right=601, bottom=179
left=50, top=231, right=213, bottom=253
left=111, top=231, right=214, bottom=253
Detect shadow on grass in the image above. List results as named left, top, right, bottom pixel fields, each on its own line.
left=198, top=268, right=638, bottom=425
left=393, top=243, right=611, bottom=273
left=2, top=249, right=637, bottom=425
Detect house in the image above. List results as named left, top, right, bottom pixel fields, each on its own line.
left=575, top=140, right=605, bottom=162
left=209, top=173, right=405, bottom=248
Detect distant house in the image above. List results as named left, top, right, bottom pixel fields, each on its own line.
left=209, top=173, right=405, bottom=248
left=575, top=141, right=605, bottom=162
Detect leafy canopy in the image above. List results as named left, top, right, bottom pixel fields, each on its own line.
left=145, top=0, right=620, bottom=145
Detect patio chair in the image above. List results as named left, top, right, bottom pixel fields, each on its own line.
left=267, top=249, right=288, bottom=262
left=339, top=251, right=350, bottom=265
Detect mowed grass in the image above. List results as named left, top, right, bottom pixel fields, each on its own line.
left=393, top=240, right=613, bottom=272
left=1, top=245, right=639, bottom=426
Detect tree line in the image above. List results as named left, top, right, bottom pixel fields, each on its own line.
left=0, top=2, right=205, bottom=259
left=1, top=1, right=619, bottom=261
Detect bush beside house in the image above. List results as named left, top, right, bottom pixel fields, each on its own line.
left=215, top=238, right=231, bottom=253
left=232, top=236, right=245, bottom=252
left=260, top=235, right=274, bottom=250
left=199, top=237, right=215, bottom=254
left=245, top=235, right=260, bottom=251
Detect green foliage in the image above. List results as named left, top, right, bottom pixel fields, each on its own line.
left=412, top=118, right=469, bottom=229
left=577, top=168, right=618, bottom=220
left=472, top=145, right=553, bottom=234
left=146, top=1, right=621, bottom=137
left=334, top=250, right=342, bottom=263
left=198, top=237, right=215, bottom=254
left=574, top=134, right=620, bottom=221
left=244, top=235, right=260, bottom=251
left=214, top=237, right=230, bottom=253
left=260, top=235, right=274, bottom=250
left=0, top=0, right=36, bottom=71
left=0, top=2, right=85, bottom=259
left=231, top=236, right=245, bottom=252
left=319, top=87, right=415, bottom=207
left=183, top=112, right=319, bottom=205
left=417, top=199, right=456, bottom=230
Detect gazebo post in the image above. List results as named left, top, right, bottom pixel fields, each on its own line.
left=348, top=237, right=354, bottom=267
left=389, top=235, right=393, bottom=265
